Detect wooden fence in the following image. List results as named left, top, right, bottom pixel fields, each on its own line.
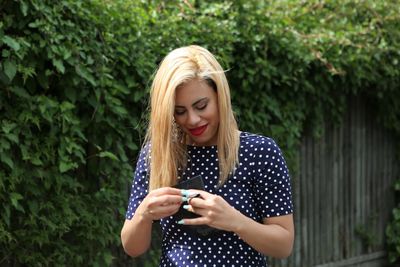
left=271, top=96, right=399, bottom=266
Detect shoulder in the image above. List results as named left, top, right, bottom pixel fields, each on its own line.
left=239, top=131, right=286, bottom=161
left=240, top=131, right=279, bottom=150
left=134, top=142, right=151, bottom=171
left=138, top=142, right=151, bottom=159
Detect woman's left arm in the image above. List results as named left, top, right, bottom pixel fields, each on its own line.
left=234, top=213, right=294, bottom=258
left=183, top=191, right=294, bottom=258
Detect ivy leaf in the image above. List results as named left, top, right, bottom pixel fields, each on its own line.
left=3, top=60, right=17, bottom=81
left=10, top=193, right=24, bottom=209
left=2, top=122, right=17, bottom=134
left=28, top=201, right=39, bottom=214
left=31, top=156, right=43, bottom=166
left=3, top=205, right=11, bottom=226
left=9, top=86, right=30, bottom=98
left=99, top=151, right=119, bottom=161
left=20, top=0, right=29, bottom=16
left=103, top=253, right=114, bottom=266
left=53, top=59, right=65, bottom=74
left=2, top=36, right=20, bottom=51
left=0, top=154, right=13, bottom=169
left=75, top=65, right=96, bottom=86
left=5, top=133, right=19, bottom=143
left=59, top=161, right=78, bottom=173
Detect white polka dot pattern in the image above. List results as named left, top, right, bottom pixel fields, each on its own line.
left=125, top=132, right=293, bottom=266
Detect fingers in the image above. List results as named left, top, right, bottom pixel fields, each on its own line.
left=141, top=187, right=185, bottom=220
left=146, top=202, right=181, bottom=220
left=147, top=188, right=185, bottom=208
left=150, top=187, right=182, bottom=196
left=188, top=192, right=223, bottom=209
left=185, top=189, right=213, bottom=199
left=144, top=188, right=227, bottom=223
left=178, top=207, right=227, bottom=228
left=179, top=216, right=209, bottom=226
left=177, top=192, right=237, bottom=232
left=155, top=203, right=181, bottom=217
left=157, top=194, right=184, bottom=205
left=146, top=195, right=183, bottom=212
left=182, top=204, right=199, bottom=214
left=182, top=204, right=214, bottom=218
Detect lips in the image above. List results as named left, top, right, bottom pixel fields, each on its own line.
left=189, top=125, right=208, bottom=136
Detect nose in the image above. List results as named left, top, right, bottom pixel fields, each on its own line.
left=187, top=110, right=201, bottom=126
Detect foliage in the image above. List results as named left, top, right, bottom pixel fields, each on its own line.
left=0, top=0, right=139, bottom=265
left=1, top=0, right=399, bottom=266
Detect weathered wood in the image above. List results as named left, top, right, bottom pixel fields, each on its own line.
left=307, top=134, right=314, bottom=265
left=314, top=251, right=386, bottom=267
left=269, top=96, right=398, bottom=267
left=294, top=143, right=302, bottom=267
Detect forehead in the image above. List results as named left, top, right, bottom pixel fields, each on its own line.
left=175, top=79, right=216, bottom=105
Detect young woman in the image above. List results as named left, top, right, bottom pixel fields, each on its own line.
left=121, top=45, right=294, bottom=266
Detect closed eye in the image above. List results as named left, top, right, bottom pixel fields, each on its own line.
left=195, top=99, right=209, bottom=110
left=196, top=103, right=207, bottom=110
left=174, top=109, right=186, bottom=116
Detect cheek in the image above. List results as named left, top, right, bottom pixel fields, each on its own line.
left=174, top=116, right=186, bottom=128
left=205, top=107, right=219, bottom=124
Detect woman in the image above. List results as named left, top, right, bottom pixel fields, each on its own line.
left=121, top=45, right=294, bottom=266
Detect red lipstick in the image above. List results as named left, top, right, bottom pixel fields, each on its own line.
left=189, top=125, right=207, bottom=136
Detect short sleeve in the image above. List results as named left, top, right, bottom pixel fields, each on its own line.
left=253, top=138, right=293, bottom=218
left=125, top=145, right=150, bottom=220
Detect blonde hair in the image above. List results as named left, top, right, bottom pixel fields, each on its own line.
left=145, top=45, right=239, bottom=191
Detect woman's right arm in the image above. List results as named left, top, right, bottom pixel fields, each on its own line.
left=121, top=187, right=183, bottom=257
left=121, top=207, right=153, bottom=257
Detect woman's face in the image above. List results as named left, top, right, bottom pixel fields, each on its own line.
left=174, top=79, right=219, bottom=146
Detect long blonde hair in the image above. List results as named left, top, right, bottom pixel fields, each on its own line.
left=145, top=45, right=239, bottom=191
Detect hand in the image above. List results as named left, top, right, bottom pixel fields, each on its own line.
left=180, top=190, right=244, bottom=232
left=137, top=187, right=183, bottom=222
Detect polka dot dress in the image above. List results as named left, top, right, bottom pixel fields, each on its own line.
left=126, top=132, right=293, bottom=266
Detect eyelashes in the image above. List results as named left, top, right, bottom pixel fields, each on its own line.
left=175, top=110, right=186, bottom=116
left=174, top=102, right=208, bottom=116
left=197, top=103, right=207, bottom=110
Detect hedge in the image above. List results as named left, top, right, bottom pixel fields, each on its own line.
left=1, top=0, right=399, bottom=265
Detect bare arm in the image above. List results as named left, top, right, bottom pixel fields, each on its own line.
left=121, top=215, right=153, bottom=257
left=233, top=213, right=294, bottom=258
left=121, top=187, right=183, bottom=257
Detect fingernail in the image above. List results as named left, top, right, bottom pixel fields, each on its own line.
left=177, top=219, right=184, bottom=224
left=183, top=205, right=190, bottom=210
left=182, top=196, right=188, bottom=202
left=181, top=189, right=189, bottom=196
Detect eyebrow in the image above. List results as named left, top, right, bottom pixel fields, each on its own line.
left=175, top=97, right=208, bottom=108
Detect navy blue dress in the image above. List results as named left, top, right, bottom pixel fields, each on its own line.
left=126, top=132, right=293, bottom=266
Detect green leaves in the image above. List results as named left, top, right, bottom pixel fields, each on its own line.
left=10, top=193, right=24, bottom=212
left=2, top=36, right=20, bottom=51
left=0, top=1, right=137, bottom=265
left=59, top=161, right=77, bottom=173
left=2, top=60, right=17, bottom=82
left=75, top=65, right=96, bottom=86
left=98, top=151, right=119, bottom=161
left=52, top=59, right=65, bottom=74
left=0, top=153, right=13, bottom=169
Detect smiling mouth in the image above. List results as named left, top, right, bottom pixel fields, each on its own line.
left=189, top=125, right=208, bottom=136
